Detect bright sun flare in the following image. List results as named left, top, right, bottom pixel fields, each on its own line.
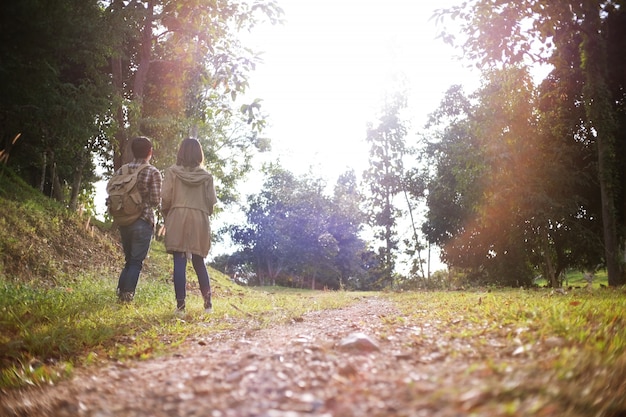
left=242, top=0, right=477, bottom=180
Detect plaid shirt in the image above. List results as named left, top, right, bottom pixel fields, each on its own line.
left=127, top=159, right=162, bottom=227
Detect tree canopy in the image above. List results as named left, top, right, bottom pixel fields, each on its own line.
left=0, top=0, right=281, bottom=208
left=427, top=0, right=626, bottom=286
left=225, top=164, right=369, bottom=290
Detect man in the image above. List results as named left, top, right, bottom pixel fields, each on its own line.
left=115, top=136, right=162, bottom=302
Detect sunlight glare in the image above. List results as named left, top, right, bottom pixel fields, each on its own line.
left=242, top=0, right=477, bottom=181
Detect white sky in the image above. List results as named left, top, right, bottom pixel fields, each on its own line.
left=242, top=0, right=477, bottom=181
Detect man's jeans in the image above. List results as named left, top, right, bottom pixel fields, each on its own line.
left=117, top=219, right=153, bottom=295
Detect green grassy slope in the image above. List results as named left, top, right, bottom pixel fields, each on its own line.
left=0, top=168, right=120, bottom=284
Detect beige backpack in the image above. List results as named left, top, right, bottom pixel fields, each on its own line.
left=106, top=163, right=150, bottom=226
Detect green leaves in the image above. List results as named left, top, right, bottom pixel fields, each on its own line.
left=363, top=89, right=411, bottom=284
left=227, top=165, right=368, bottom=289
left=424, top=1, right=626, bottom=286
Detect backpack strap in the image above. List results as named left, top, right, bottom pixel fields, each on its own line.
left=131, top=162, right=150, bottom=173
left=131, top=163, right=152, bottom=205
left=118, top=162, right=150, bottom=176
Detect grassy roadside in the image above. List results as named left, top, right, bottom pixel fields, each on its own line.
left=0, top=238, right=364, bottom=389
left=383, top=288, right=626, bottom=415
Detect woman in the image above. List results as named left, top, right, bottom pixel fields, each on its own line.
left=162, top=138, right=218, bottom=314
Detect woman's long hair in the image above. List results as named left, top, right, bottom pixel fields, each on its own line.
left=176, top=138, right=204, bottom=168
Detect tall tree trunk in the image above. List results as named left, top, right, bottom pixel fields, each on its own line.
left=51, top=164, right=64, bottom=203
left=133, top=0, right=153, bottom=101
left=112, top=54, right=127, bottom=171
left=127, top=0, right=154, bottom=155
left=403, top=188, right=426, bottom=279
left=427, top=243, right=431, bottom=280
left=581, top=3, right=623, bottom=286
left=384, top=197, right=393, bottom=288
left=542, top=226, right=558, bottom=288
left=109, top=0, right=154, bottom=169
left=48, top=151, right=64, bottom=203
left=110, top=0, right=128, bottom=171
left=68, top=150, right=87, bottom=211
left=40, top=150, right=47, bottom=193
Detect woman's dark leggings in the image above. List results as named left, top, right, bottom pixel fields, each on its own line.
left=173, top=251, right=211, bottom=309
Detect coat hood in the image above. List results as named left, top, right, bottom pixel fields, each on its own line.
left=169, top=165, right=212, bottom=186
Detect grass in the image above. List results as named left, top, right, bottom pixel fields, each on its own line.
left=534, top=269, right=608, bottom=288
left=3, top=261, right=624, bottom=393
left=0, top=168, right=120, bottom=285
left=0, top=240, right=364, bottom=389
left=383, top=288, right=626, bottom=416
left=2, top=259, right=625, bottom=416
left=387, top=288, right=625, bottom=351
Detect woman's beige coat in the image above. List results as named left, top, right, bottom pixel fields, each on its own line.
left=162, top=165, right=217, bottom=257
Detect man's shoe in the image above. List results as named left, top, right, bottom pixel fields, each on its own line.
left=118, top=291, right=134, bottom=303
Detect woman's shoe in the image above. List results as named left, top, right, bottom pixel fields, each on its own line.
left=203, top=296, right=212, bottom=314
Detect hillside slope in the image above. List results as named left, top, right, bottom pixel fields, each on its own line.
left=0, top=168, right=121, bottom=285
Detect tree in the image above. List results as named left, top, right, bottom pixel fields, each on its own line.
left=422, top=63, right=608, bottom=287
left=363, top=89, right=409, bottom=288
left=530, top=28, right=606, bottom=284
left=421, top=86, right=486, bottom=275
left=330, top=170, right=368, bottom=289
left=1, top=0, right=279, bottom=210
left=422, top=78, right=538, bottom=286
left=0, top=1, right=113, bottom=207
left=228, top=164, right=368, bottom=289
left=434, top=0, right=624, bottom=285
left=103, top=0, right=283, bottom=170
left=402, top=163, right=429, bottom=281
left=230, top=164, right=296, bottom=285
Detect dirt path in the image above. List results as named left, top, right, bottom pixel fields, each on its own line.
left=0, top=297, right=611, bottom=417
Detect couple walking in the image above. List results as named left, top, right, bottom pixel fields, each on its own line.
left=114, top=136, right=217, bottom=315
